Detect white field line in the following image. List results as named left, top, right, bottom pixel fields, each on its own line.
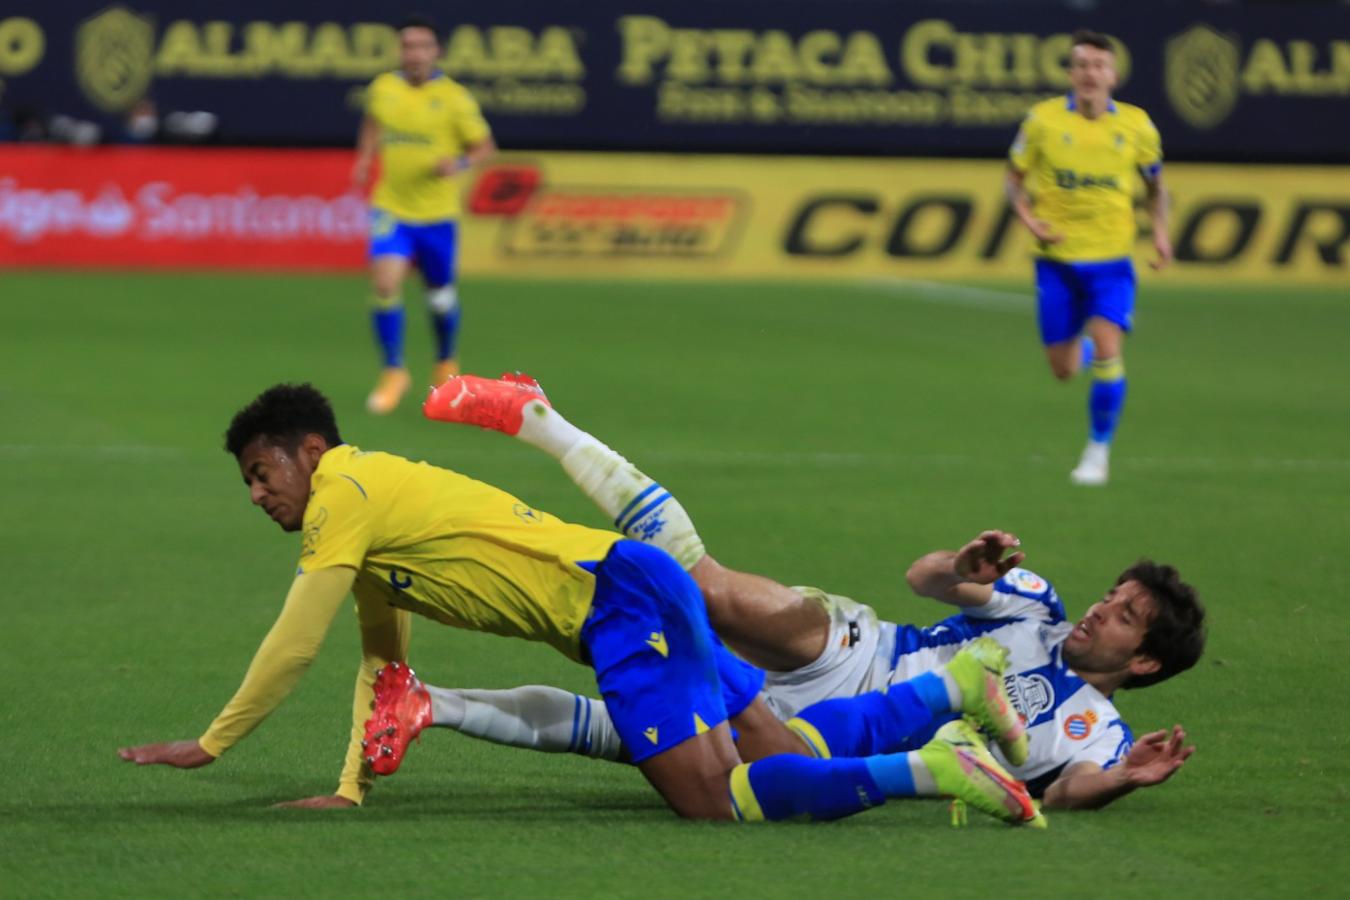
left=855, top=277, right=1035, bottom=314
left=1, top=444, right=1344, bottom=474
left=0, top=444, right=186, bottom=458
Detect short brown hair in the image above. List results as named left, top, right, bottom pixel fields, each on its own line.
left=1071, top=30, right=1114, bottom=54
left=1117, top=561, right=1207, bottom=690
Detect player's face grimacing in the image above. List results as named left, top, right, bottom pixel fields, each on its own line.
left=1068, top=43, right=1118, bottom=107
left=1061, top=579, right=1160, bottom=679
left=399, top=26, right=440, bottom=83
left=237, top=437, right=322, bottom=532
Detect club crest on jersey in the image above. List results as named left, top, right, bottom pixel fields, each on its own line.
left=299, top=507, right=329, bottom=559
left=1064, top=711, right=1097, bottom=740
left=1004, top=672, right=1055, bottom=724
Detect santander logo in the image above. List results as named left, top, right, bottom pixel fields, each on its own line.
left=0, top=177, right=366, bottom=244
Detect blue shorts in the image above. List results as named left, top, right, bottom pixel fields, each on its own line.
left=1034, top=257, right=1135, bottom=346
left=369, top=209, right=457, bottom=288
left=580, top=540, right=766, bottom=765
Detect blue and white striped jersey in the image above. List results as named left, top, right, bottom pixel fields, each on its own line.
left=882, top=568, right=1134, bottom=793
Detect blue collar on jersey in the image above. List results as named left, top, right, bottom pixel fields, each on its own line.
left=1066, top=93, right=1117, bottom=114
left=396, top=68, right=447, bottom=83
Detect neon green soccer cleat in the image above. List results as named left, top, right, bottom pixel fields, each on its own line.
left=946, top=636, right=1029, bottom=767
left=918, top=718, right=1045, bottom=827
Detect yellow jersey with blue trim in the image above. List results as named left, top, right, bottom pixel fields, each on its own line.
left=366, top=71, right=490, bottom=222
left=1009, top=96, right=1162, bottom=263
left=299, top=444, right=620, bottom=661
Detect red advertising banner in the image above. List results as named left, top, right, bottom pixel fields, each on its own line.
left=0, top=146, right=366, bottom=270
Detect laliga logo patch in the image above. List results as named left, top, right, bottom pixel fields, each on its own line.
left=1064, top=710, right=1098, bottom=740
left=1009, top=569, right=1047, bottom=594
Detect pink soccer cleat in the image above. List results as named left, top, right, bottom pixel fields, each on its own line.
left=362, top=661, right=433, bottom=776
left=422, top=372, right=550, bottom=436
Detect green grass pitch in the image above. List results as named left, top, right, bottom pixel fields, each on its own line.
left=1, top=272, right=1347, bottom=898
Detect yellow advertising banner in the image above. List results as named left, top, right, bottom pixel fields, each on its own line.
left=458, top=153, right=1350, bottom=284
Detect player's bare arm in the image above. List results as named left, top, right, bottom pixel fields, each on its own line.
left=352, top=115, right=380, bottom=188
left=1042, top=725, right=1194, bottom=810
left=1143, top=169, right=1173, bottom=270
left=435, top=135, right=497, bottom=178
left=906, top=530, right=1025, bottom=607
left=1005, top=167, right=1062, bottom=245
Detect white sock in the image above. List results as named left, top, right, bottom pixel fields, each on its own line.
left=907, top=752, right=939, bottom=795
left=560, top=437, right=706, bottom=569
left=425, top=684, right=624, bottom=761
left=515, top=402, right=585, bottom=459
left=938, top=670, right=963, bottom=711
left=1083, top=440, right=1110, bottom=460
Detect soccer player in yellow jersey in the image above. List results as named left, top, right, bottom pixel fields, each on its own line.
left=1006, top=30, right=1172, bottom=486
left=118, top=382, right=1043, bottom=825
left=353, top=16, right=497, bottom=415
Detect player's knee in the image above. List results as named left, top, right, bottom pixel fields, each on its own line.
left=666, top=773, right=739, bottom=821
left=1048, top=356, right=1077, bottom=381
left=427, top=285, right=458, bottom=314
left=371, top=271, right=404, bottom=299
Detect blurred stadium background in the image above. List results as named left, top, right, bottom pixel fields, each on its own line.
left=2, top=2, right=1346, bottom=897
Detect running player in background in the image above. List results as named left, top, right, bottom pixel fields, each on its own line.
left=118, top=383, right=1042, bottom=826
left=1005, top=30, right=1172, bottom=485
left=353, top=16, right=496, bottom=414
left=417, top=373, right=1204, bottom=810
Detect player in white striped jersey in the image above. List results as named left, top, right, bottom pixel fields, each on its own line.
left=413, top=374, right=1205, bottom=810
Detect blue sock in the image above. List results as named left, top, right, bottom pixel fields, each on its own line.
left=787, top=673, right=949, bottom=758
left=1089, top=357, right=1127, bottom=443
left=732, top=755, right=886, bottom=821
left=1080, top=336, right=1096, bottom=370
left=371, top=304, right=405, bottom=368
left=430, top=308, right=461, bottom=361
left=863, top=752, right=919, bottom=797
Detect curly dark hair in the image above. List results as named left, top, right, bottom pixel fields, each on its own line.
left=224, top=383, right=342, bottom=458
left=1118, top=560, right=1206, bottom=689
left=1071, top=29, right=1114, bottom=54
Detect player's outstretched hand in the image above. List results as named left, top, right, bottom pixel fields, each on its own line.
left=118, top=739, right=215, bottom=768
left=1122, top=725, right=1194, bottom=787
left=953, top=530, right=1025, bottom=584
left=273, top=795, right=358, bottom=810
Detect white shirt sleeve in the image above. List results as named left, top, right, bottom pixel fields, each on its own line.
left=961, top=568, right=1067, bottom=625
left=1066, top=716, right=1134, bottom=771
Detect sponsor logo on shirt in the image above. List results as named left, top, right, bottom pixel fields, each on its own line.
left=1005, top=672, right=1055, bottom=723
left=1008, top=569, right=1047, bottom=594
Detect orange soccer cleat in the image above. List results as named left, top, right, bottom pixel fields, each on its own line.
left=430, top=358, right=461, bottom=386
left=366, top=367, right=412, bottom=415
left=362, top=661, right=433, bottom=776
left=422, top=372, right=550, bottom=436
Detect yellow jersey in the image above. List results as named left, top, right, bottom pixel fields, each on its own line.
left=367, top=71, right=491, bottom=222
left=1009, top=95, right=1162, bottom=263
left=300, top=444, right=620, bottom=661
